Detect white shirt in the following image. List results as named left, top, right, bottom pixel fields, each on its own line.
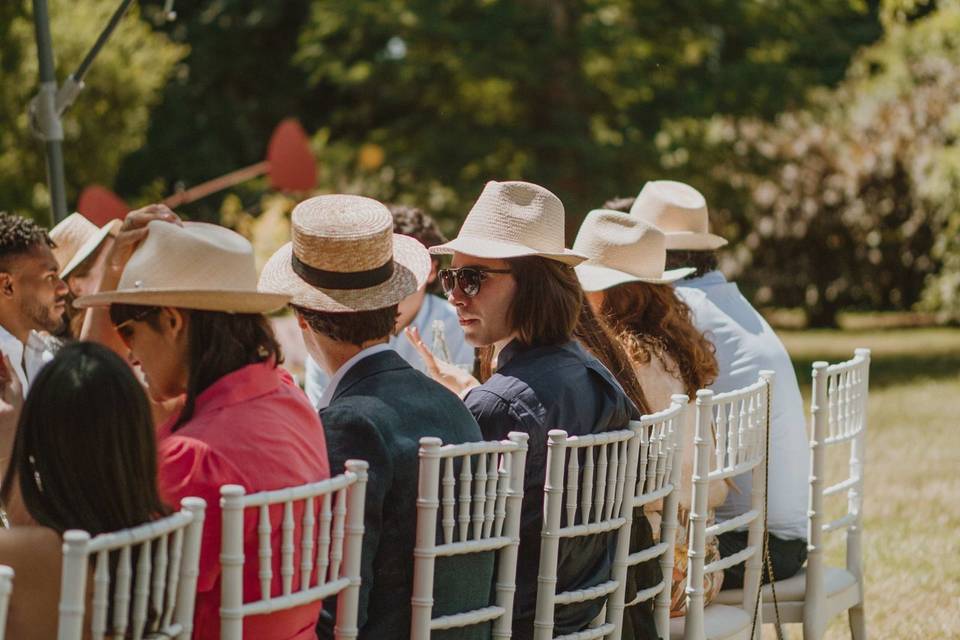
left=314, top=343, right=394, bottom=410
left=0, top=324, right=56, bottom=393
left=305, top=294, right=475, bottom=408
left=676, top=271, right=809, bottom=540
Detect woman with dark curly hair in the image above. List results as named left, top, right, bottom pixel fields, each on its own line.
left=573, top=209, right=728, bottom=616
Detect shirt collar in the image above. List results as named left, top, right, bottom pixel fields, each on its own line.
left=679, top=270, right=727, bottom=289
left=191, top=361, right=285, bottom=417
left=316, top=342, right=393, bottom=410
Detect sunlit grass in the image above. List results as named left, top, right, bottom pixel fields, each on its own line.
left=760, top=328, right=960, bottom=639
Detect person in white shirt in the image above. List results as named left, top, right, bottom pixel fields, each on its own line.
left=0, top=213, right=68, bottom=392
left=622, top=180, right=810, bottom=588
left=304, top=203, right=474, bottom=406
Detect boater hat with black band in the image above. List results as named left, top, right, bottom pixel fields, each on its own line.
left=258, top=194, right=431, bottom=312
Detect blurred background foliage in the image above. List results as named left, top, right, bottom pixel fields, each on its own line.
left=5, top=0, right=960, bottom=324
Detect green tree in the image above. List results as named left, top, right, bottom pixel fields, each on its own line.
left=658, top=0, right=960, bottom=325
left=292, top=0, right=880, bottom=227
left=0, top=1, right=185, bottom=222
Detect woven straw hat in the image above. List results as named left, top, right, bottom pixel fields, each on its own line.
left=50, top=213, right=121, bottom=278
left=259, top=194, right=431, bottom=312
left=75, top=221, right=289, bottom=313
left=430, top=180, right=587, bottom=265
left=573, top=209, right=695, bottom=291
left=629, top=180, right=728, bottom=250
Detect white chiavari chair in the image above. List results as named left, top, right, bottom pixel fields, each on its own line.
left=410, top=432, right=529, bottom=639
left=718, top=349, right=871, bottom=639
left=219, top=460, right=368, bottom=640
left=618, top=395, right=690, bottom=639
left=0, top=565, right=12, bottom=640
left=673, top=371, right=774, bottom=640
left=533, top=427, right=642, bottom=640
left=56, top=497, right=206, bottom=640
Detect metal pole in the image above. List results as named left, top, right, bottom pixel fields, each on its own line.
left=32, top=0, right=68, bottom=226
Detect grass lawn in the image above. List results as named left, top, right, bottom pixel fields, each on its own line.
left=759, top=327, right=960, bottom=639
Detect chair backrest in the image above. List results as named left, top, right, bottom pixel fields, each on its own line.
left=410, top=432, right=529, bottom=639
left=684, top=371, right=774, bottom=640
left=0, top=565, right=12, bottom=640
left=57, top=497, right=207, bottom=640
left=533, top=426, right=642, bottom=640
left=621, top=395, right=689, bottom=638
left=807, top=349, right=871, bottom=604
left=219, top=460, right=368, bottom=640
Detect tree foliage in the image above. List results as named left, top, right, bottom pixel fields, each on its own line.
left=659, top=0, right=960, bottom=325
left=0, top=1, right=185, bottom=222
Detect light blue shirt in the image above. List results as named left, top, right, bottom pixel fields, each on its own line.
left=676, top=271, right=809, bottom=541
left=305, top=294, right=475, bottom=408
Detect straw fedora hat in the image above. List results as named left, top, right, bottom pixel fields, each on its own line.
left=629, top=180, right=728, bottom=250
left=573, top=209, right=695, bottom=291
left=259, top=194, right=431, bottom=313
left=75, top=220, right=289, bottom=313
left=50, top=213, right=121, bottom=278
left=430, top=180, right=587, bottom=265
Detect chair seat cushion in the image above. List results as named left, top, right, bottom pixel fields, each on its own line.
left=670, top=604, right=751, bottom=640
left=714, top=566, right=858, bottom=605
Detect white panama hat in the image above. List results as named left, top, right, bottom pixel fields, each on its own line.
left=629, top=180, right=728, bottom=251
left=259, top=194, right=431, bottom=313
left=430, top=180, right=587, bottom=265
left=573, top=209, right=695, bottom=291
left=50, top=213, right=121, bottom=278
left=75, top=220, right=289, bottom=313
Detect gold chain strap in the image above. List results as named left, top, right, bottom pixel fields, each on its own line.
left=751, top=377, right=784, bottom=639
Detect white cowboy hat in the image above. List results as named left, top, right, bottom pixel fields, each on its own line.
left=75, top=220, right=289, bottom=313
left=573, top=209, right=695, bottom=291
left=50, top=213, right=121, bottom=278
left=259, top=194, right=431, bottom=313
left=629, top=180, right=728, bottom=250
left=430, top=180, right=587, bottom=265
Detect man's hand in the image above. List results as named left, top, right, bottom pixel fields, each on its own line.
left=107, top=204, right=182, bottom=275
left=405, top=326, right=480, bottom=398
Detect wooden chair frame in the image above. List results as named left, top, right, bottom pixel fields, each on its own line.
left=533, top=426, right=642, bottom=640
left=681, top=371, right=774, bottom=640
left=219, top=460, right=368, bottom=640
left=56, top=497, right=207, bottom=640
left=410, top=432, right=529, bottom=639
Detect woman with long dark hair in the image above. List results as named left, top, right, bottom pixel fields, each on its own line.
left=0, top=342, right=166, bottom=638
left=574, top=209, right=729, bottom=615
left=78, top=206, right=330, bottom=639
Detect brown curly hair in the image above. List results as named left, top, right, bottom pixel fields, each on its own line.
left=598, top=282, right=718, bottom=398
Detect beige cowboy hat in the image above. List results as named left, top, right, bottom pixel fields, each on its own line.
left=573, top=209, right=695, bottom=291
left=75, top=220, right=289, bottom=313
left=430, top=180, right=587, bottom=265
left=259, top=194, right=431, bottom=313
left=50, top=213, right=121, bottom=278
left=629, top=180, right=728, bottom=250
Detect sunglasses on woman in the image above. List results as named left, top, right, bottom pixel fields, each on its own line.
left=113, top=307, right=160, bottom=348
left=438, top=266, right=511, bottom=298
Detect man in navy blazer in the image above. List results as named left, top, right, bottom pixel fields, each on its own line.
left=260, top=194, right=490, bottom=640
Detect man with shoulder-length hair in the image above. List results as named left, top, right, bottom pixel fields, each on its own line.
left=259, top=194, right=490, bottom=640
left=425, top=180, right=638, bottom=639
left=627, top=180, right=810, bottom=589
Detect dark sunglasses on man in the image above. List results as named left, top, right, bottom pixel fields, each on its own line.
left=438, top=266, right=511, bottom=298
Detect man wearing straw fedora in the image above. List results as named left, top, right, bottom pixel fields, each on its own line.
left=0, top=212, right=68, bottom=391
left=49, top=212, right=120, bottom=338
left=78, top=206, right=331, bottom=639
left=419, top=180, right=638, bottom=639
left=628, top=180, right=809, bottom=589
left=259, top=194, right=490, bottom=640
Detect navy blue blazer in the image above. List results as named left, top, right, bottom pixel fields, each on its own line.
left=317, top=350, right=491, bottom=640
